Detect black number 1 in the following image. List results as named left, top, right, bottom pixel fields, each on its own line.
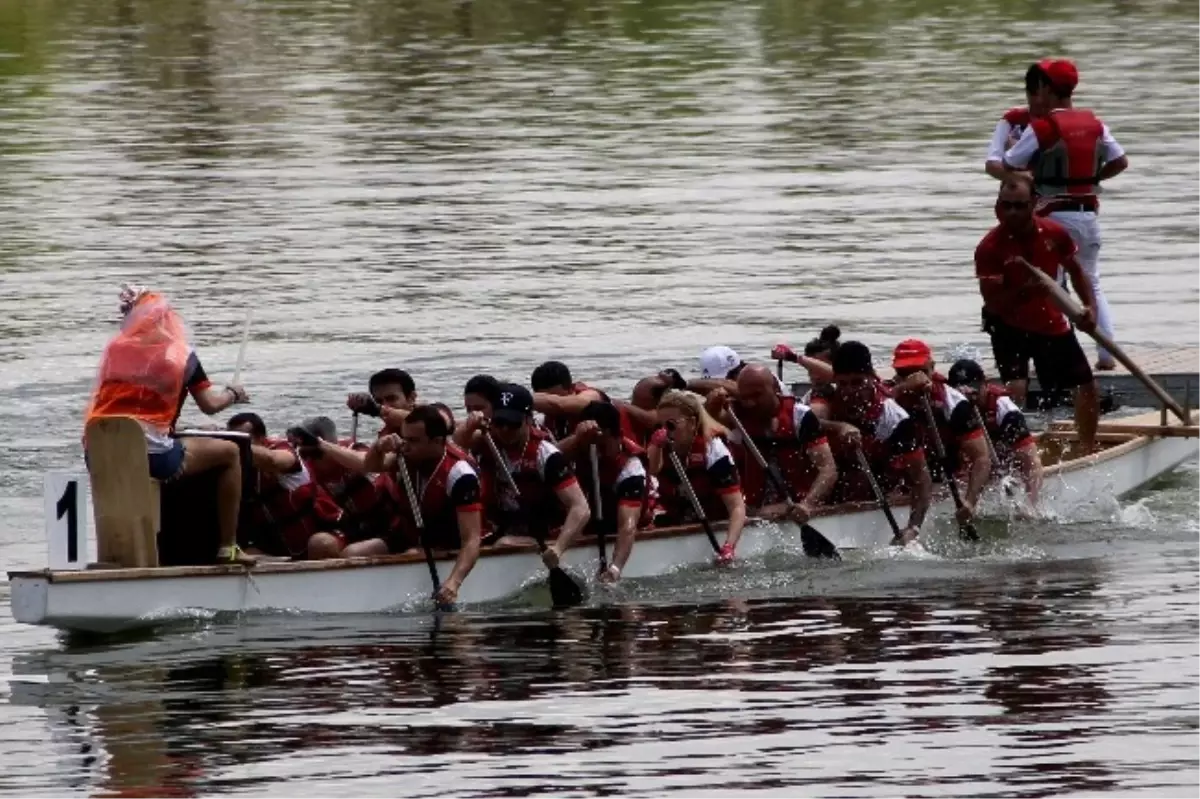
left=57, top=481, right=79, bottom=562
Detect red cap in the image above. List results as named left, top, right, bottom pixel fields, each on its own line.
left=892, top=339, right=933, bottom=370
left=1046, top=59, right=1079, bottom=90
left=1035, top=58, right=1056, bottom=75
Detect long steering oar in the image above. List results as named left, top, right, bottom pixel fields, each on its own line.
left=919, top=395, right=980, bottom=542
left=232, top=309, right=252, bottom=386
left=484, top=432, right=583, bottom=607
left=589, top=443, right=608, bottom=573
left=663, top=442, right=722, bottom=556
left=396, top=453, right=453, bottom=611
left=727, top=408, right=839, bottom=560
left=1018, top=257, right=1189, bottom=423
left=854, top=445, right=904, bottom=546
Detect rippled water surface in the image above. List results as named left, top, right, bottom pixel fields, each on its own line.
left=0, top=0, right=1197, bottom=795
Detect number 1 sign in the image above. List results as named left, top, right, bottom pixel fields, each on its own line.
left=44, top=472, right=89, bottom=571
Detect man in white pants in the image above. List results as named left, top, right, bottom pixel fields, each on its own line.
left=1003, top=59, right=1128, bottom=371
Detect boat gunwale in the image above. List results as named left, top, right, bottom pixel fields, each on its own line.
left=6, top=418, right=1178, bottom=586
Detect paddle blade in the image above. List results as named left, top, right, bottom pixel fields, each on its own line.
left=548, top=567, right=585, bottom=607
left=800, top=525, right=840, bottom=560
left=958, top=521, right=980, bottom=542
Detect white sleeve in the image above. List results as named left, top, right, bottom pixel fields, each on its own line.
left=1101, top=124, right=1125, bottom=161
left=1003, top=125, right=1040, bottom=168
left=986, top=120, right=1012, bottom=163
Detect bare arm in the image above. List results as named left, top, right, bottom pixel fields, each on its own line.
left=533, top=391, right=597, bottom=416
left=193, top=384, right=239, bottom=415
left=1014, top=441, right=1043, bottom=504
left=249, top=444, right=299, bottom=475
left=610, top=503, right=641, bottom=574
left=802, top=442, right=838, bottom=509
left=960, top=436, right=992, bottom=508
left=904, top=456, right=933, bottom=531
left=1097, top=154, right=1128, bottom=182
left=796, top=355, right=834, bottom=382
left=617, top=400, right=657, bottom=433
left=1063, top=254, right=1098, bottom=312
left=444, top=509, right=482, bottom=590
left=553, top=481, right=592, bottom=551
left=686, top=378, right=738, bottom=396
left=720, top=489, right=747, bottom=551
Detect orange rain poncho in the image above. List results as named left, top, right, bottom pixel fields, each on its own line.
left=84, top=292, right=193, bottom=435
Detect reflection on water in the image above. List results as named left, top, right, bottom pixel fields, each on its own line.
left=0, top=0, right=1197, bottom=795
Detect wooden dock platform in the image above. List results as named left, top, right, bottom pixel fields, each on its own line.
left=789, top=343, right=1199, bottom=414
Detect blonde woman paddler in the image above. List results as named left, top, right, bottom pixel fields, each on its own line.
left=647, top=390, right=747, bottom=565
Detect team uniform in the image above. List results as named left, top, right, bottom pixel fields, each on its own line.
left=574, top=437, right=653, bottom=533
left=728, top=397, right=826, bottom=508
left=828, top=389, right=925, bottom=502
left=391, top=445, right=484, bottom=551
left=655, top=435, right=741, bottom=524
left=482, top=428, right=579, bottom=541
left=890, top=379, right=984, bottom=479
left=975, top=215, right=1093, bottom=391
left=1004, top=107, right=1125, bottom=361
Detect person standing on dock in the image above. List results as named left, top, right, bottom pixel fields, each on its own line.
left=975, top=175, right=1101, bottom=453
left=984, top=60, right=1053, bottom=181
left=1002, top=59, right=1128, bottom=371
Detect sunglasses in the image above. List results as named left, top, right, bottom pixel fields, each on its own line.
left=998, top=200, right=1031, bottom=210
left=491, top=417, right=522, bottom=430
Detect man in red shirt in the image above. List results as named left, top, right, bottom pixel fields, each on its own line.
left=975, top=174, right=1100, bottom=452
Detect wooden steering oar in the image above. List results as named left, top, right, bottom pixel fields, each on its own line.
left=483, top=432, right=584, bottom=607
left=919, top=395, right=980, bottom=542
left=1018, top=257, right=1189, bottom=424
left=232, top=309, right=252, bottom=387
left=396, top=453, right=453, bottom=611
left=854, top=445, right=905, bottom=546
left=589, top=443, right=608, bottom=574
left=726, top=408, right=840, bottom=560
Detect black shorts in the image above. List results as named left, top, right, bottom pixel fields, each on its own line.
left=985, top=314, right=1093, bottom=391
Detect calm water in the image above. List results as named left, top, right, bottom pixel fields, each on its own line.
left=1, top=0, right=1198, bottom=795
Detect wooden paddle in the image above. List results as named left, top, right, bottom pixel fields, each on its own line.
left=396, top=453, right=453, bottom=611
left=483, top=431, right=584, bottom=607
left=919, top=395, right=980, bottom=542
left=664, top=445, right=723, bottom=556
left=350, top=412, right=359, bottom=448
left=727, top=408, right=839, bottom=560
left=232, top=309, right=252, bottom=386
left=589, top=443, right=608, bottom=573
left=854, top=445, right=905, bottom=546
left=1017, top=257, right=1188, bottom=423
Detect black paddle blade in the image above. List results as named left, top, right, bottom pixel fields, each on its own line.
left=800, top=525, right=841, bottom=560
left=958, top=521, right=980, bottom=542
left=548, top=567, right=585, bottom=607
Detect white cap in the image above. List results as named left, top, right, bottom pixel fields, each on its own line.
left=699, top=346, right=741, bottom=379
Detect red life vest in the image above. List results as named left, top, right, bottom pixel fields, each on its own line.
left=255, top=439, right=342, bottom=557
left=305, top=456, right=400, bottom=544
left=484, top=427, right=566, bottom=534
left=577, top=437, right=653, bottom=530
left=657, top=434, right=736, bottom=521
left=1031, top=108, right=1105, bottom=198
left=735, top=396, right=823, bottom=508
left=979, top=384, right=1034, bottom=453
left=392, top=444, right=482, bottom=550
left=830, top=384, right=911, bottom=472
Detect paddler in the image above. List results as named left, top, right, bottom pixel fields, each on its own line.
left=887, top=340, right=992, bottom=525
left=985, top=60, right=1054, bottom=181
left=945, top=359, right=1044, bottom=506
left=570, top=401, right=652, bottom=583
left=706, top=364, right=837, bottom=522
left=821, top=341, right=932, bottom=545
left=481, top=383, right=592, bottom=568
left=346, top=368, right=418, bottom=435
left=975, top=174, right=1100, bottom=453
left=365, top=405, right=484, bottom=606
left=293, top=416, right=402, bottom=556
left=84, top=285, right=253, bottom=564
left=1001, top=59, right=1128, bottom=371
left=454, top=374, right=502, bottom=451
left=226, top=413, right=345, bottom=560
left=770, top=324, right=841, bottom=418
left=530, top=360, right=618, bottom=454
left=691, top=345, right=745, bottom=395
left=647, top=389, right=747, bottom=564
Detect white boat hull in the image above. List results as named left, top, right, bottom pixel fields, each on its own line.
left=9, top=419, right=1196, bottom=634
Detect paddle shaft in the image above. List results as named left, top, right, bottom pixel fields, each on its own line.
left=397, top=454, right=441, bottom=595
left=729, top=408, right=798, bottom=508
left=665, top=447, right=722, bottom=554
left=590, top=443, right=607, bottom=570
left=854, top=445, right=902, bottom=539
left=350, top=412, right=359, bottom=447
left=1018, top=258, right=1188, bottom=423
left=971, top=404, right=1001, bottom=468
left=232, top=309, right=252, bottom=386
left=919, top=395, right=979, bottom=541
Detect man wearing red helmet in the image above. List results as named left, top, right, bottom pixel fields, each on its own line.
left=1002, top=58, right=1128, bottom=372
left=888, top=340, right=992, bottom=525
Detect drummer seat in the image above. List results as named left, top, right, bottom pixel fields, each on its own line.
left=84, top=416, right=161, bottom=568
